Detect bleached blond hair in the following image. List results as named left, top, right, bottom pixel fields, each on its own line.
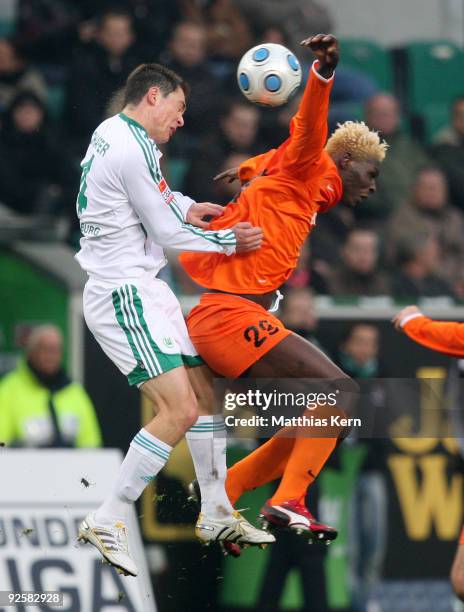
left=326, top=121, right=388, bottom=162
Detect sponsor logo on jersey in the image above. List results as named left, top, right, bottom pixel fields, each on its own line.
left=158, top=178, right=174, bottom=205
left=163, top=337, right=174, bottom=348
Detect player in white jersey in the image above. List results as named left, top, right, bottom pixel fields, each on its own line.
left=76, top=63, right=274, bottom=576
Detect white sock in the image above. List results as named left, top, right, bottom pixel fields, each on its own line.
left=95, top=428, right=172, bottom=525
left=186, top=415, right=234, bottom=517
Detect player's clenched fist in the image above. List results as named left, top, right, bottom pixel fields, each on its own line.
left=300, top=34, right=339, bottom=78
left=232, top=221, right=263, bottom=253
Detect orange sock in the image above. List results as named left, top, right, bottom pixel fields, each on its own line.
left=269, top=437, right=338, bottom=505
left=225, top=437, right=295, bottom=505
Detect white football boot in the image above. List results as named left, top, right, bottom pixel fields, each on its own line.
left=196, top=510, right=275, bottom=549
left=78, top=512, right=138, bottom=577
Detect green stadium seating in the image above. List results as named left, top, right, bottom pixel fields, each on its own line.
left=406, top=41, right=464, bottom=112
left=46, top=84, right=65, bottom=121
left=165, top=158, right=189, bottom=190
left=420, top=103, right=450, bottom=143
left=0, top=19, right=16, bottom=37
left=340, top=39, right=393, bottom=91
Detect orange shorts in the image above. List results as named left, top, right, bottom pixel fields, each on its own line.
left=186, top=293, right=291, bottom=378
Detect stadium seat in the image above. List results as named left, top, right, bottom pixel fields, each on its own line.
left=406, top=41, right=464, bottom=112
left=340, top=39, right=393, bottom=91
left=46, top=84, right=65, bottom=121
left=165, top=158, right=189, bottom=190
left=0, top=19, right=15, bottom=37
left=420, top=103, right=449, bottom=143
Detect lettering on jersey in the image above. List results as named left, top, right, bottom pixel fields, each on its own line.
left=80, top=223, right=101, bottom=236
left=158, top=178, right=174, bottom=205
left=310, top=212, right=318, bottom=226
left=91, top=131, right=110, bottom=156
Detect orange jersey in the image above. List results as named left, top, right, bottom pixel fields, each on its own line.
left=180, top=62, right=342, bottom=294
left=403, top=315, right=464, bottom=357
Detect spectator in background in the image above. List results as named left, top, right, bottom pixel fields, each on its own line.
left=0, top=325, right=101, bottom=448
left=15, top=0, right=88, bottom=67
left=390, top=231, right=455, bottom=300
left=235, top=0, right=332, bottom=57
left=430, top=95, right=464, bottom=212
left=280, top=287, right=328, bottom=352
left=0, top=38, right=47, bottom=113
left=310, top=204, right=356, bottom=268
left=337, top=323, right=380, bottom=379
left=285, top=238, right=329, bottom=295
left=162, top=21, right=223, bottom=156
left=0, top=91, right=77, bottom=218
left=183, top=99, right=262, bottom=201
left=362, top=93, right=429, bottom=223
left=65, top=8, right=140, bottom=155
left=327, top=228, right=390, bottom=296
left=335, top=324, right=388, bottom=612
left=387, top=166, right=464, bottom=289
left=183, top=0, right=253, bottom=66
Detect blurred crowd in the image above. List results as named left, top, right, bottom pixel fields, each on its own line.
left=1, top=0, right=464, bottom=300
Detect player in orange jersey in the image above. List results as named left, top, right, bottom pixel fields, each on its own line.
left=180, top=34, right=387, bottom=541
left=392, top=304, right=464, bottom=600
left=392, top=305, right=464, bottom=357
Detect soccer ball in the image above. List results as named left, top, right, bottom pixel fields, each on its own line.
left=237, top=43, right=302, bottom=107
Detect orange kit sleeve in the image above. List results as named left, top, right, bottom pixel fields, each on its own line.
left=281, top=60, right=334, bottom=181
left=238, top=150, right=276, bottom=183
left=403, top=315, right=464, bottom=358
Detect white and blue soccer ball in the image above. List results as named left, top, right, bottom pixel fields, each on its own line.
left=237, top=43, right=302, bottom=107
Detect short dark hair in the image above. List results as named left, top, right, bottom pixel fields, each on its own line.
left=340, top=322, right=378, bottom=345
left=123, top=63, right=189, bottom=106
left=396, top=229, right=431, bottom=265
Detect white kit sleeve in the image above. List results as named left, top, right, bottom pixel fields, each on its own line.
left=121, top=145, right=236, bottom=255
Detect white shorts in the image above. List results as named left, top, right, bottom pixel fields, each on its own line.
left=83, top=272, right=203, bottom=386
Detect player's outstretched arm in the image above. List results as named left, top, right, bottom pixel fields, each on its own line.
left=282, top=34, right=339, bottom=180
left=392, top=305, right=464, bottom=357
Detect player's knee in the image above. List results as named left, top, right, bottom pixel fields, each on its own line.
left=337, top=373, right=360, bottom=395
left=333, top=373, right=360, bottom=414
left=175, top=394, right=199, bottom=431
left=180, top=405, right=199, bottom=430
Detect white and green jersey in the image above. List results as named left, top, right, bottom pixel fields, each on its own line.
left=75, top=112, right=236, bottom=280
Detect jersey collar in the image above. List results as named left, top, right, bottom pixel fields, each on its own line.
left=119, top=112, right=161, bottom=155
left=119, top=112, right=148, bottom=134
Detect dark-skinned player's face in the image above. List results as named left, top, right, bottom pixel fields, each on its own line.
left=340, top=159, right=379, bottom=206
